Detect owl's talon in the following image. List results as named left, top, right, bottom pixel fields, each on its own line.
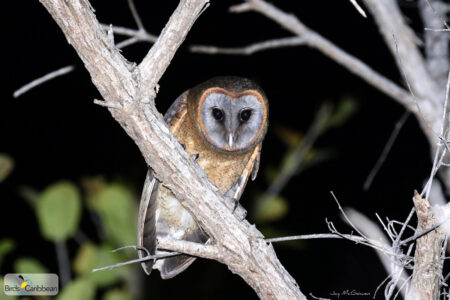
left=192, top=153, right=199, bottom=161
left=180, top=143, right=186, bottom=150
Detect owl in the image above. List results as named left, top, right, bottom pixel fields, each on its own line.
left=137, top=76, right=269, bottom=279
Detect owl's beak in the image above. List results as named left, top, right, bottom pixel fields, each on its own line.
left=228, top=133, right=234, bottom=148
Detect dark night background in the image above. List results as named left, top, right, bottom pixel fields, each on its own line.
left=2, top=0, right=437, bottom=299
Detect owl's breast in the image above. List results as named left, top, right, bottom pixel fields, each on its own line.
left=175, top=118, right=253, bottom=195
left=196, top=152, right=251, bottom=194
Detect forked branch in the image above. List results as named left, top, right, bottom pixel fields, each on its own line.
left=38, top=0, right=305, bottom=298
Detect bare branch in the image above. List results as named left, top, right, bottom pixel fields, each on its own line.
left=92, top=252, right=180, bottom=272
left=13, top=65, right=75, bottom=98
left=363, top=111, right=410, bottom=190
left=362, top=0, right=444, bottom=144
left=407, top=191, right=446, bottom=299
left=265, top=233, right=367, bottom=244
left=229, top=0, right=422, bottom=120
left=127, top=0, right=145, bottom=31
left=100, top=24, right=157, bottom=43
left=345, top=209, right=410, bottom=299
left=138, top=1, right=208, bottom=96
left=157, top=238, right=219, bottom=261
left=348, top=0, right=367, bottom=18
left=419, top=0, right=450, bottom=88
left=190, top=37, right=306, bottom=55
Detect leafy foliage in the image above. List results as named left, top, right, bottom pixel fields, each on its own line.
left=36, top=182, right=81, bottom=242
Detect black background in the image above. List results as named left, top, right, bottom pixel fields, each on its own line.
left=3, top=0, right=438, bottom=299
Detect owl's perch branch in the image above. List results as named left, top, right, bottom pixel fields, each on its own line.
left=38, top=0, right=305, bottom=298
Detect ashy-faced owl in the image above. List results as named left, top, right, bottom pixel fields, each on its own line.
left=137, top=76, right=269, bottom=279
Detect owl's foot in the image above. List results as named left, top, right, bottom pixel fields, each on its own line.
left=191, top=153, right=199, bottom=161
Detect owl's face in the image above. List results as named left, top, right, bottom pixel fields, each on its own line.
left=196, top=87, right=268, bottom=152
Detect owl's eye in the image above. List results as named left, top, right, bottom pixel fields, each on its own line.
left=212, top=108, right=224, bottom=121
left=239, top=109, right=252, bottom=123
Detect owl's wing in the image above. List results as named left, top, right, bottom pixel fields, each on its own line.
left=164, top=90, right=189, bottom=130
left=138, top=90, right=209, bottom=278
left=137, top=169, right=159, bottom=275
left=225, top=143, right=262, bottom=201
left=137, top=91, right=188, bottom=275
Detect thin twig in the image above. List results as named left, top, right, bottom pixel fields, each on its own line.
left=424, top=27, right=450, bottom=32
left=100, top=24, right=157, bottom=43
left=330, top=191, right=369, bottom=241
left=349, top=0, right=367, bottom=18
left=424, top=0, right=450, bottom=30
left=424, top=69, right=450, bottom=200
left=13, top=65, right=75, bottom=98
left=399, top=214, right=450, bottom=246
left=127, top=0, right=145, bottom=30
left=190, top=37, right=306, bottom=55
left=231, top=0, right=421, bottom=114
left=363, top=111, right=410, bottom=190
left=265, top=233, right=366, bottom=243
left=92, top=252, right=181, bottom=272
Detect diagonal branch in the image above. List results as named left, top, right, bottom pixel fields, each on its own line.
left=228, top=0, right=421, bottom=120
left=38, top=0, right=305, bottom=298
left=362, top=0, right=444, bottom=143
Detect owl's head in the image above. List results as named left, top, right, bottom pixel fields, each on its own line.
left=188, top=76, right=268, bottom=152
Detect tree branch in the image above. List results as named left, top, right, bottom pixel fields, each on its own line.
left=190, top=37, right=307, bottom=55
left=227, top=0, right=422, bottom=125
left=407, top=191, right=446, bottom=299
left=362, top=0, right=444, bottom=147
left=38, top=0, right=305, bottom=298
left=419, top=0, right=450, bottom=88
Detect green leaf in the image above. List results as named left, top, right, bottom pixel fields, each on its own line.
left=253, top=195, right=289, bottom=222
left=102, top=289, right=132, bottom=300
left=36, top=181, right=81, bottom=242
left=0, top=239, right=15, bottom=268
left=57, top=278, right=95, bottom=300
left=14, top=257, right=48, bottom=274
left=0, top=154, right=14, bottom=183
left=91, top=184, right=136, bottom=246
left=73, top=243, right=125, bottom=288
left=326, top=97, right=358, bottom=128
left=73, top=243, right=97, bottom=276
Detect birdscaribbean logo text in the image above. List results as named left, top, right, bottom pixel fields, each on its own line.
left=3, top=273, right=59, bottom=296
